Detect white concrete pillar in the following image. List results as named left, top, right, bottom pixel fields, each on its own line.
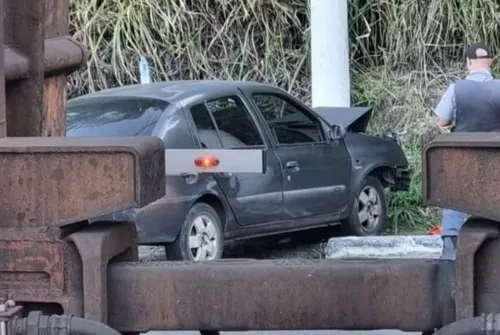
left=310, top=0, right=350, bottom=108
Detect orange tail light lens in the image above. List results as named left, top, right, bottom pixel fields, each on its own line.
left=194, top=156, right=220, bottom=168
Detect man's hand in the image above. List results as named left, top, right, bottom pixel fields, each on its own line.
left=438, top=124, right=452, bottom=133
left=438, top=118, right=452, bottom=127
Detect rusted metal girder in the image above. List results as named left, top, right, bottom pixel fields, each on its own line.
left=423, top=132, right=500, bottom=222
left=42, top=0, right=72, bottom=137
left=5, top=200, right=500, bottom=334
left=0, top=0, right=170, bottom=333
left=0, top=137, right=165, bottom=319
left=107, top=259, right=452, bottom=332
left=4, top=38, right=87, bottom=81
left=3, top=0, right=88, bottom=137
left=102, top=218, right=500, bottom=333
left=0, top=137, right=165, bottom=227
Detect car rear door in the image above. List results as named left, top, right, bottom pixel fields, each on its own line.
left=241, top=88, right=352, bottom=220
left=183, top=90, right=285, bottom=226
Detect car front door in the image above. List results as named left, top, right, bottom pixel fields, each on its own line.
left=244, top=90, right=352, bottom=220
left=185, top=93, right=284, bottom=226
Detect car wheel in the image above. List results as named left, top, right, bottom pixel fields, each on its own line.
left=343, top=175, right=388, bottom=236
left=165, top=202, right=224, bottom=261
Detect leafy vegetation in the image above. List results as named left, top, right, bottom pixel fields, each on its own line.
left=68, top=0, right=500, bottom=232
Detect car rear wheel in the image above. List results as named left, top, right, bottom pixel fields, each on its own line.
left=343, top=175, right=388, bottom=236
left=165, top=202, right=224, bottom=261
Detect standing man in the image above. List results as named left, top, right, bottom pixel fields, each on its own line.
left=433, top=42, right=500, bottom=260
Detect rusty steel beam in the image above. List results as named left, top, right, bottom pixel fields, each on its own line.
left=4, top=37, right=88, bottom=81
left=107, top=259, right=453, bottom=333
left=42, top=0, right=70, bottom=136
left=68, top=222, right=139, bottom=324
left=3, top=0, right=88, bottom=137
left=0, top=137, right=165, bottom=318
left=0, top=136, right=165, bottom=228
left=4, top=0, right=45, bottom=137
left=423, top=132, right=500, bottom=222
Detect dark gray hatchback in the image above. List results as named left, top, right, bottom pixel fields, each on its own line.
left=67, top=80, right=411, bottom=261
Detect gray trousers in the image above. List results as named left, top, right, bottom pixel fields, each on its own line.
left=440, top=209, right=467, bottom=260
left=441, top=209, right=467, bottom=236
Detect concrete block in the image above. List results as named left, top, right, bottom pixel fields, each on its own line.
left=325, top=235, right=442, bottom=259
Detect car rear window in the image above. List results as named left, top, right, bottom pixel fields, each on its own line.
left=67, top=97, right=170, bottom=137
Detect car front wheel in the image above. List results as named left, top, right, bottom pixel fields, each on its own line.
left=165, top=202, right=224, bottom=261
left=343, top=175, right=388, bottom=236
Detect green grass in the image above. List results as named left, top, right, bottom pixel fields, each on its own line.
left=352, top=67, right=451, bottom=232
left=67, top=0, right=500, bottom=233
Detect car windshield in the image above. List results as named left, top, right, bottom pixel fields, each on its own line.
left=66, top=96, right=170, bottom=137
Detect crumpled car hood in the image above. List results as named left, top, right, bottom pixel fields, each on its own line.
left=313, top=106, right=372, bottom=133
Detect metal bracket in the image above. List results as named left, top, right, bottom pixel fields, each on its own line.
left=455, top=217, right=500, bottom=320
left=68, top=222, right=138, bottom=324
left=0, top=299, right=22, bottom=335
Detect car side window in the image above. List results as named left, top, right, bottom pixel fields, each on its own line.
left=189, top=96, right=264, bottom=149
left=190, top=103, right=222, bottom=149
left=251, top=93, right=324, bottom=145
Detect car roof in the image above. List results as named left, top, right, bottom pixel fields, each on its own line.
left=68, top=80, right=276, bottom=105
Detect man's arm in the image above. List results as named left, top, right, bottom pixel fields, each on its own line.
left=434, top=83, right=456, bottom=127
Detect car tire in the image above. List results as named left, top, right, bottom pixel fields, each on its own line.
left=165, top=202, right=224, bottom=261
left=342, top=175, right=388, bottom=236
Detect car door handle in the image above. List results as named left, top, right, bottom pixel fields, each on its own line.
left=285, top=161, right=300, bottom=170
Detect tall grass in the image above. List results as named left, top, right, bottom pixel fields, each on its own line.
left=68, top=0, right=500, bottom=232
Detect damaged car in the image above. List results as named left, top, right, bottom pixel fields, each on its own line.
left=66, top=80, right=411, bottom=261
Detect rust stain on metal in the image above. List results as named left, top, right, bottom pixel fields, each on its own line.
left=0, top=241, right=64, bottom=290
left=107, top=258, right=453, bottom=332
left=423, top=132, right=500, bottom=221
left=42, top=75, right=67, bottom=136
left=0, top=152, right=135, bottom=226
left=0, top=235, right=82, bottom=315
left=0, top=136, right=165, bottom=228
left=44, top=0, right=82, bottom=137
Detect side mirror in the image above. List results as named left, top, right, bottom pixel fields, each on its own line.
left=329, top=124, right=347, bottom=141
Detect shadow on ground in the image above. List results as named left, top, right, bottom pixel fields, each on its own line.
left=222, top=226, right=345, bottom=259
left=139, top=226, right=345, bottom=261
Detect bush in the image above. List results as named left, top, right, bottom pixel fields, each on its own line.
left=68, top=0, right=500, bottom=232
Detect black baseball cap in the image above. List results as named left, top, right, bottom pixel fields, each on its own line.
left=466, top=42, right=493, bottom=59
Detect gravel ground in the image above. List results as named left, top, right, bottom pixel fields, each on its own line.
left=139, top=227, right=336, bottom=261
left=138, top=240, right=327, bottom=261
